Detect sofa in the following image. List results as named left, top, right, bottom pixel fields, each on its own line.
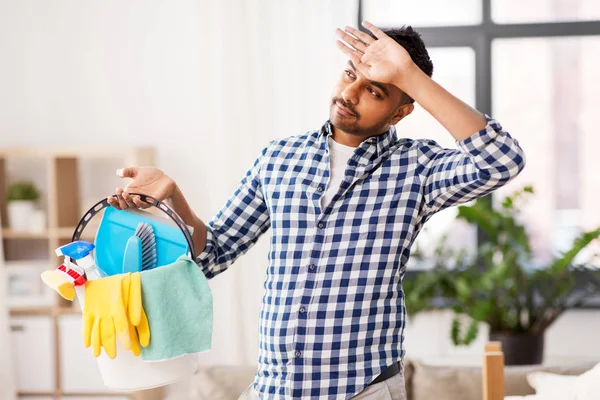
left=175, top=358, right=596, bottom=400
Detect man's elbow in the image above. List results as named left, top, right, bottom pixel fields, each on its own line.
left=478, top=146, right=526, bottom=189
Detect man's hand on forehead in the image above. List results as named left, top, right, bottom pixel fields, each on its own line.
left=335, top=21, right=417, bottom=90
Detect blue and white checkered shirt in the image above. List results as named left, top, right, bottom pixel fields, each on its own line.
left=196, top=116, right=526, bottom=399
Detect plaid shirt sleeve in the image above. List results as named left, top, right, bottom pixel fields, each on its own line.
left=419, top=115, right=526, bottom=214
left=194, top=141, right=274, bottom=279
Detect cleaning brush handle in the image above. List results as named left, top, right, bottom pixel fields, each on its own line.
left=71, top=193, right=196, bottom=259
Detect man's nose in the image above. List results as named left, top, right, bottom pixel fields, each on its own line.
left=341, top=82, right=359, bottom=105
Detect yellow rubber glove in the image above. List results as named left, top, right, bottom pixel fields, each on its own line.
left=83, top=273, right=132, bottom=359
left=121, top=271, right=150, bottom=355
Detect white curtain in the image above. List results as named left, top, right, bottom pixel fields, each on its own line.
left=193, top=0, right=360, bottom=367
left=0, top=0, right=358, bottom=370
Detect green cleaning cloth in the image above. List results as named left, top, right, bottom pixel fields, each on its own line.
left=140, top=255, right=213, bottom=361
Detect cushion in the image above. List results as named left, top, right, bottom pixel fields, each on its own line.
left=409, top=361, right=482, bottom=400
left=407, top=360, right=596, bottom=400
left=184, top=365, right=257, bottom=400
left=527, top=362, right=600, bottom=400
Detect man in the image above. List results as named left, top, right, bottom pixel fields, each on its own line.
left=109, top=21, right=525, bottom=400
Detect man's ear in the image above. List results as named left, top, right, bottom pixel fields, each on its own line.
left=390, top=103, right=414, bottom=125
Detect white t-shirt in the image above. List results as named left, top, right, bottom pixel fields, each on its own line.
left=321, top=135, right=357, bottom=210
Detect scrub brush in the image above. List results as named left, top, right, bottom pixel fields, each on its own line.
left=122, top=222, right=157, bottom=274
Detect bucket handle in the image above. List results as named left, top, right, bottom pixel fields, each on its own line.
left=71, top=193, right=196, bottom=258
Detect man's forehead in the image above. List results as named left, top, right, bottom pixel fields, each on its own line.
left=347, top=60, right=393, bottom=96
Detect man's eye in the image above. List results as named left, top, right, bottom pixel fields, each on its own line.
left=368, top=88, right=380, bottom=98
left=345, top=70, right=354, bottom=79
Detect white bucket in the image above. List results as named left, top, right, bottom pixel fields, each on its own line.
left=75, top=286, right=198, bottom=391
left=95, top=342, right=198, bottom=391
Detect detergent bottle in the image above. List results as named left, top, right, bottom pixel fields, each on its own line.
left=55, top=240, right=106, bottom=307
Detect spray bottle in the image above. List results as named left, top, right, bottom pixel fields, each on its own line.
left=55, top=240, right=106, bottom=307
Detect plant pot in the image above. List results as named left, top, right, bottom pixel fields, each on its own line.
left=7, top=200, right=35, bottom=232
left=489, top=332, right=544, bottom=366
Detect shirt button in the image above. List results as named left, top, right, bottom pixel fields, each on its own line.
left=318, top=223, right=324, bottom=229
left=295, top=351, right=301, bottom=357
left=309, top=264, right=315, bottom=271
left=299, top=307, right=306, bottom=313
left=317, top=186, right=323, bottom=192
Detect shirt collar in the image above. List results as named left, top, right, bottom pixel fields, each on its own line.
left=319, top=120, right=398, bottom=165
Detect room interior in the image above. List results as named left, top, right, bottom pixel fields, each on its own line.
left=1, top=1, right=600, bottom=399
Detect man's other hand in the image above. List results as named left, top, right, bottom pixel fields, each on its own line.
left=107, top=167, right=177, bottom=210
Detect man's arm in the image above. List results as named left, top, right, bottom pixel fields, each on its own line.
left=191, top=142, right=274, bottom=279
left=384, top=30, right=525, bottom=214
left=416, top=118, right=525, bottom=214
left=166, top=185, right=209, bottom=260
left=395, top=62, right=487, bottom=141
left=115, top=141, right=273, bottom=280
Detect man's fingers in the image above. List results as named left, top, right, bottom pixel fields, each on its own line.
left=336, top=41, right=362, bottom=66
left=361, top=21, right=387, bottom=39
left=121, top=192, right=137, bottom=209
left=344, top=25, right=376, bottom=46
left=115, top=188, right=129, bottom=209
left=132, top=195, right=150, bottom=209
left=107, top=196, right=120, bottom=210
left=117, top=167, right=138, bottom=178
left=336, top=28, right=367, bottom=53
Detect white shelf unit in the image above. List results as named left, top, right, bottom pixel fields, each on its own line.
left=0, top=147, right=162, bottom=400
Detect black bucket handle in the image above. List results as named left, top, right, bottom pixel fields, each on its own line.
left=71, top=193, right=196, bottom=258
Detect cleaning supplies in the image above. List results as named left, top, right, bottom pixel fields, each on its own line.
left=60, top=240, right=106, bottom=307
left=57, top=241, right=106, bottom=280
left=83, top=272, right=150, bottom=359
left=122, top=222, right=157, bottom=274
left=122, top=271, right=150, bottom=355
left=40, top=267, right=79, bottom=301
left=61, top=193, right=200, bottom=391
left=137, top=222, right=157, bottom=271
left=139, top=255, right=212, bottom=361
left=41, top=240, right=104, bottom=301
left=95, top=207, right=190, bottom=277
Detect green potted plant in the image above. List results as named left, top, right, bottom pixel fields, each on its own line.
left=6, top=180, right=41, bottom=232
left=404, top=186, right=600, bottom=365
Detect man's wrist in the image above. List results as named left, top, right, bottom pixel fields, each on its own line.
left=393, top=62, right=424, bottom=99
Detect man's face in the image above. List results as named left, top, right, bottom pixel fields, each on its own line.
left=329, top=60, right=411, bottom=137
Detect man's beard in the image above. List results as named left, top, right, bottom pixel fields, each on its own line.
left=330, top=97, right=362, bottom=135
left=330, top=97, right=390, bottom=137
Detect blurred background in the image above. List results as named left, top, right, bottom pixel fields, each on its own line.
left=1, top=0, right=599, bottom=399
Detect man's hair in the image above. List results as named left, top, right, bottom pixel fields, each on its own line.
left=370, top=25, right=433, bottom=103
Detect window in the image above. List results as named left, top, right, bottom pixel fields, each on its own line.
left=362, top=0, right=481, bottom=27
left=492, top=0, right=600, bottom=24
left=358, top=0, right=600, bottom=272
left=492, top=36, right=600, bottom=266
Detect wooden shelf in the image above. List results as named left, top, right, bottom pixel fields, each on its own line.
left=17, top=391, right=60, bottom=398
left=53, top=227, right=96, bottom=241
left=61, top=393, right=131, bottom=398
left=10, top=306, right=55, bottom=317
left=1, top=226, right=98, bottom=241
left=1, top=228, right=50, bottom=239
left=18, top=391, right=129, bottom=398
left=56, top=306, right=81, bottom=315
